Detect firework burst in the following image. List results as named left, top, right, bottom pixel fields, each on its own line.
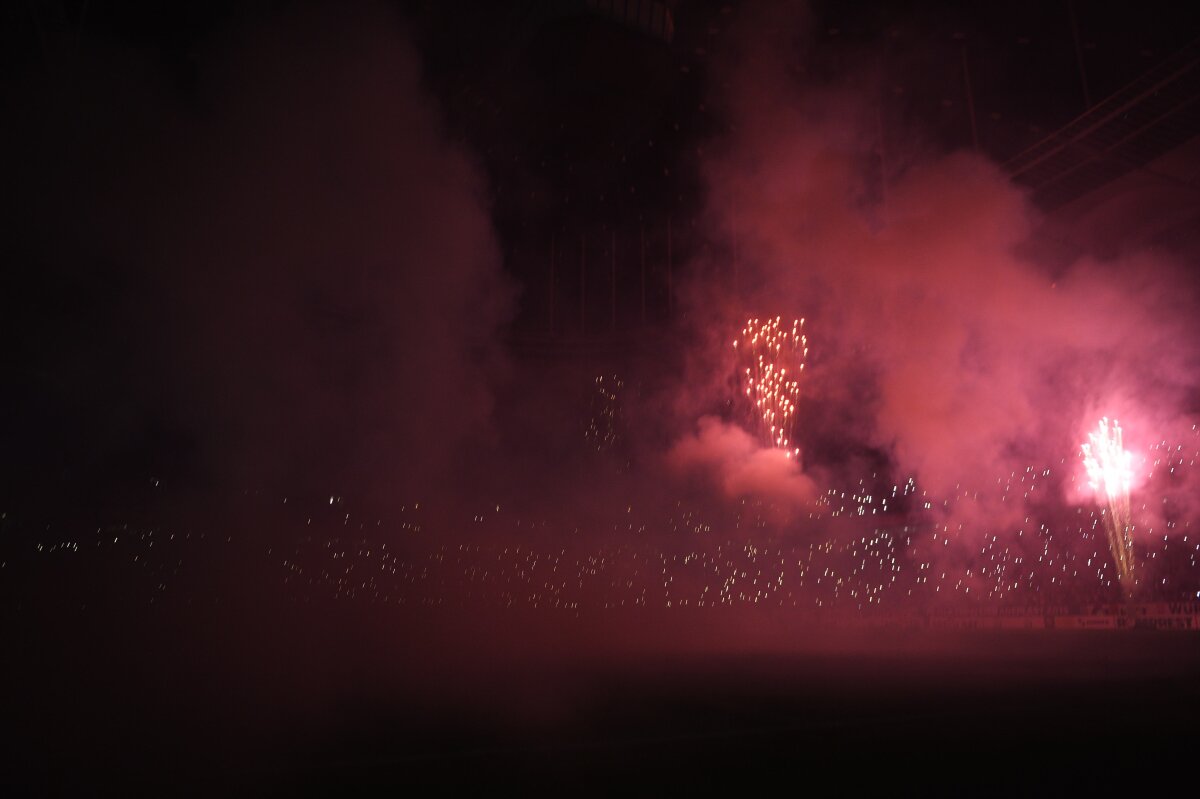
left=1081, top=417, right=1136, bottom=593
left=733, top=316, right=807, bottom=456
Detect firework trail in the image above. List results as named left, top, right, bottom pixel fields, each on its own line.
left=733, top=317, right=807, bottom=457
left=1081, top=417, right=1136, bottom=593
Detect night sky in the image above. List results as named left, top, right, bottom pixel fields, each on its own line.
left=4, top=1, right=1200, bottom=792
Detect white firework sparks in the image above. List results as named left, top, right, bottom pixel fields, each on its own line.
left=733, top=316, right=807, bottom=456
left=1081, top=417, right=1135, bottom=593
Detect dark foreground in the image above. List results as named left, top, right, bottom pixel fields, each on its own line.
left=5, top=604, right=1199, bottom=795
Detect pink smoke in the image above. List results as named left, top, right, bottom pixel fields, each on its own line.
left=678, top=3, right=1200, bottom=559
left=669, top=415, right=818, bottom=510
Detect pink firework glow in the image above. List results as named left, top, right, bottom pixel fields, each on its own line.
left=1081, top=417, right=1136, bottom=592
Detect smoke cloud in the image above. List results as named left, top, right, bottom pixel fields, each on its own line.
left=678, top=3, right=1200, bottom=550
left=669, top=415, right=818, bottom=511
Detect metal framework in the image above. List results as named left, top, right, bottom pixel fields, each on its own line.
left=1005, top=37, right=1200, bottom=209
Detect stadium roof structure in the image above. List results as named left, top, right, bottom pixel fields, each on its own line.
left=1005, top=36, right=1200, bottom=210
